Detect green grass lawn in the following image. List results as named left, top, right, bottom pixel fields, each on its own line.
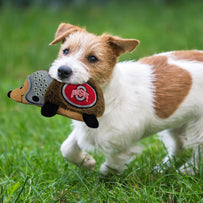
left=0, top=1, right=203, bottom=202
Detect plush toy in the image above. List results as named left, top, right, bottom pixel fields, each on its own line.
left=8, top=70, right=105, bottom=128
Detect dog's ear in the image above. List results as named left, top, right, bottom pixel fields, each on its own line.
left=49, top=23, right=83, bottom=45
left=104, top=35, right=140, bottom=56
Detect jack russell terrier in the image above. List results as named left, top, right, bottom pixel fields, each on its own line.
left=49, top=23, right=203, bottom=175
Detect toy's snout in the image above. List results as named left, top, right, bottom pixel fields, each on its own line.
left=7, top=79, right=29, bottom=104
left=7, top=90, right=12, bottom=98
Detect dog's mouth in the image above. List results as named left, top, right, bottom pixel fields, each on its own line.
left=49, top=69, right=89, bottom=85
left=49, top=58, right=90, bottom=85
left=49, top=73, right=88, bottom=85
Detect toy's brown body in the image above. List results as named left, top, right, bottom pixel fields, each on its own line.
left=44, top=79, right=104, bottom=119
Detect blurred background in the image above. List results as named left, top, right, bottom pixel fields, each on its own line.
left=0, top=1, right=203, bottom=201
left=1, top=0, right=203, bottom=142
left=1, top=0, right=203, bottom=156
left=1, top=0, right=203, bottom=81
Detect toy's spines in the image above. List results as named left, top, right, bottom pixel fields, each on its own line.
left=25, top=71, right=53, bottom=106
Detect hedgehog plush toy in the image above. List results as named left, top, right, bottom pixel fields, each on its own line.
left=8, top=70, right=105, bottom=128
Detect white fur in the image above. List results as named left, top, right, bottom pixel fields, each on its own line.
left=49, top=55, right=89, bottom=84
left=54, top=52, right=203, bottom=175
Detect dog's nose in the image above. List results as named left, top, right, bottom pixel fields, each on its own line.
left=58, top=66, right=73, bottom=79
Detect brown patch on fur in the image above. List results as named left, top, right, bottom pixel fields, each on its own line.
left=173, top=50, right=203, bottom=62
left=82, top=35, right=120, bottom=85
left=139, top=55, right=192, bottom=118
left=102, top=34, right=140, bottom=56
left=49, top=23, right=85, bottom=45
left=84, top=34, right=139, bottom=85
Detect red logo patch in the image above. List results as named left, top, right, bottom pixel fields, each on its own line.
left=62, top=83, right=97, bottom=108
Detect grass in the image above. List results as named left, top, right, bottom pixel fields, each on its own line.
left=0, top=1, right=203, bottom=202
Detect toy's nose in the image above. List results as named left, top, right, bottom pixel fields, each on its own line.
left=7, top=90, right=12, bottom=98
left=58, top=66, right=73, bottom=79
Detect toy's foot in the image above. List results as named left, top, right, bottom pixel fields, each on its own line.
left=82, top=114, right=99, bottom=128
left=41, top=102, right=59, bottom=117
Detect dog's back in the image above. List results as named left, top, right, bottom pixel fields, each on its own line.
left=138, top=50, right=203, bottom=142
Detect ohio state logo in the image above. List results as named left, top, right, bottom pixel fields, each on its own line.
left=62, top=83, right=97, bottom=108
left=71, top=86, right=89, bottom=102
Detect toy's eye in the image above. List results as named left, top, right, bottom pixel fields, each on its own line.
left=63, top=48, right=70, bottom=55
left=88, top=55, right=98, bottom=63
left=32, top=96, right=39, bottom=102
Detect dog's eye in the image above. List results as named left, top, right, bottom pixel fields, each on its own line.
left=63, top=48, right=70, bottom=56
left=88, top=55, right=98, bottom=63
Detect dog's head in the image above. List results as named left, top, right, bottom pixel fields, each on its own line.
left=49, top=23, right=139, bottom=86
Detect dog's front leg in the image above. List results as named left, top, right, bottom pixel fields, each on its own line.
left=61, top=130, right=96, bottom=170
left=100, top=153, right=129, bottom=175
left=100, top=146, right=140, bottom=175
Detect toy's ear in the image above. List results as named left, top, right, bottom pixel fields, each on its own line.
left=7, top=79, right=29, bottom=104
left=49, top=23, right=84, bottom=45
left=102, top=34, right=140, bottom=56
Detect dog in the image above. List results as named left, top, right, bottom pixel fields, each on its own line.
left=49, top=23, right=203, bottom=175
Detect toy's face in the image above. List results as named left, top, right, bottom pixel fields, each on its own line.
left=8, top=71, right=53, bottom=106
left=8, top=79, right=30, bottom=104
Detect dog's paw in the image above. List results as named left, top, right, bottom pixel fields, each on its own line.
left=153, top=162, right=170, bottom=173
left=80, top=153, right=96, bottom=170
left=100, top=164, right=120, bottom=176
left=153, top=156, right=173, bottom=173
left=178, top=159, right=196, bottom=175
left=178, top=165, right=195, bottom=175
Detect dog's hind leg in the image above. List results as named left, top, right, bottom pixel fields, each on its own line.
left=61, top=130, right=96, bottom=170
left=179, top=144, right=203, bottom=175
left=155, top=126, right=187, bottom=172
left=178, top=118, right=203, bottom=174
